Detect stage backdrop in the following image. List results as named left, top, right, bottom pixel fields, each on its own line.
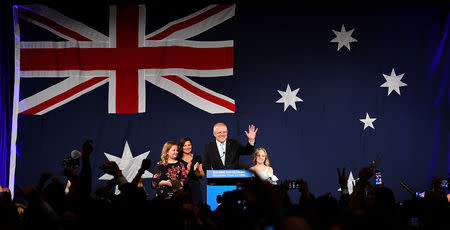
left=8, top=2, right=449, bottom=201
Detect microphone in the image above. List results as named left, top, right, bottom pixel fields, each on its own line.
left=71, top=150, right=82, bottom=159
left=220, top=151, right=226, bottom=168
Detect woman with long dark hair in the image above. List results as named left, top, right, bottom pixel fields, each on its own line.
left=177, top=137, right=204, bottom=204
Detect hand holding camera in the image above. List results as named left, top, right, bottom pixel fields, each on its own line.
left=375, top=170, right=383, bottom=187
left=287, top=180, right=300, bottom=190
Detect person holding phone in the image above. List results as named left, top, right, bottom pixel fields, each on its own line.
left=249, top=148, right=278, bottom=185
left=375, top=170, right=383, bottom=187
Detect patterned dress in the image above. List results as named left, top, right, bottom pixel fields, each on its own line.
left=152, top=161, right=188, bottom=199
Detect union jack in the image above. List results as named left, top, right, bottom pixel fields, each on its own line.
left=17, top=4, right=236, bottom=115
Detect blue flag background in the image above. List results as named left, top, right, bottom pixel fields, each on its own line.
left=10, top=2, right=449, bottom=202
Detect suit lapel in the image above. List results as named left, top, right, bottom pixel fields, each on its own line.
left=225, top=140, right=233, bottom=165
left=212, top=142, right=224, bottom=167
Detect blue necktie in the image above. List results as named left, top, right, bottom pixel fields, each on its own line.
left=220, top=143, right=225, bottom=165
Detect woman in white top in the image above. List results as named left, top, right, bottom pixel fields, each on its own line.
left=249, top=148, right=278, bottom=185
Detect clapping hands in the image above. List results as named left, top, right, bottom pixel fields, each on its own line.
left=193, top=162, right=200, bottom=172
left=186, top=161, right=192, bottom=171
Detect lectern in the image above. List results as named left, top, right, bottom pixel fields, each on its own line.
left=206, top=169, right=253, bottom=210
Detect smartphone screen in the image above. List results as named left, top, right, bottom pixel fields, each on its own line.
left=415, top=191, right=425, bottom=198
left=441, top=180, right=448, bottom=189
left=375, top=170, right=382, bottom=185
left=288, top=181, right=299, bottom=190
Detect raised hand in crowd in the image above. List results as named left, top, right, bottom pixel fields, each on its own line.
left=238, top=173, right=286, bottom=229
left=0, top=184, right=19, bottom=230
left=347, top=166, right=374, bottom=215
left=141, top=158, right=151, bottom=170
left=427, top=176, right=448, bottom=203
left=336, top=167, right=351, bottom=209
left=78, top=139, right=95, bottom=201
left=337, top=168, right=348, bottom=190
left=21, top=184, right=60, bottom=228
left=430, top=176, right=443, bottom=191
left=297, top=178, right=315, bottom=218
left=279, top=179, right=289, bottom=193
left=298, top=179, right=310, bottom=196
left=131, top=159, right=151, bottom=186
left=63, top=167, right=78, bottom=182
left=82, top=139, right=93, bottom=156
left=22, top=186, right=41, bottom=202
left=358, top=166, right=373, bottom=182
left=63, top=166, right=79, bottom=199
left=36, top=172, right=52, bottom=192
left=99, top=161, right=122, bottom=178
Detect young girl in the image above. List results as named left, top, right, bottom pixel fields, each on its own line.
left=250, top=148, right=278, bottom=185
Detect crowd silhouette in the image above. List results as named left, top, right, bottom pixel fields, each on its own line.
left=1, top=140, right=449, bottom=230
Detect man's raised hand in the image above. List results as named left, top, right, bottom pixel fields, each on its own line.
left=244, top=124, right=258, bottom=142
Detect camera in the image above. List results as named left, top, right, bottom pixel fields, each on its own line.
left=62, top=157, right=80, bottom=168
left=62, top=150, right=81, bottom=168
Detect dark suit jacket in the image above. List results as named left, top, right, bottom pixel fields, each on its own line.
left=202, top=139, right=254, bottom=170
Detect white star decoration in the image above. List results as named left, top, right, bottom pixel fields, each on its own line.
left=380, top=68, right=407, bottom=95
left=360, top=113, right=376, bottom=130
left=338, top=171, right=356, bottom=195
left=347, top=171, right=356, bottom=194
left=99, top=141, right=152, bottom=194
left=276, top=84, right=303, bottom=111
left=330, top=24, right=358, bottom=51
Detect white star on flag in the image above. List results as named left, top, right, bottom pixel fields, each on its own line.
left=330, top=24, right=358, bottom=51
left=276, top=84, right=303, bottom=111
left=380, top=68, right=407, bottom=95
left=338, top=171, right=356, bottom=194
left=360, top=113, right=377, bottom=130
left=99, top=141, right=152, bottom=194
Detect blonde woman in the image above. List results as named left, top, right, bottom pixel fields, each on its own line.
left=152, top=141, right=190, bottom=199
left=250, top=148, right=278, bottom=185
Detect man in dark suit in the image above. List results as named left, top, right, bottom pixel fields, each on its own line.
left=202, top=123, right=258, bottom=170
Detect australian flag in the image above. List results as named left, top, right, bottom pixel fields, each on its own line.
left=9, top=2, right=449, bottom=201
